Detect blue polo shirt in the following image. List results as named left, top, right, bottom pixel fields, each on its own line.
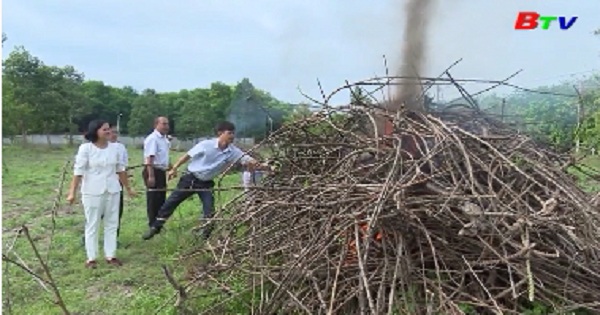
left=186, top=138, right=254, bottom=181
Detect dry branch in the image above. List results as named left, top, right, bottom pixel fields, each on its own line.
left=22, top=226, right=70, bottom=315
left=2, top=163, right=71, bottom=314
left=161, top=264, right=188, bottom=307
left=47, top=160, right=71, bottom=262
left=178, top=76, right=599, bottom=314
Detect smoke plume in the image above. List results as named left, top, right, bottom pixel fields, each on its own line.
left=393, top=0, right=434, bottom=112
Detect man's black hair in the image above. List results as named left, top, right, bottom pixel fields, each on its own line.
left=215, top=121, right=235, bottom=134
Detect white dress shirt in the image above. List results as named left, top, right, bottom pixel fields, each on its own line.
left=143, top=130, right=170, bottom=169
left=74, top=142, right=126, bottom=195
left=112, top=141, right=128, bottom=167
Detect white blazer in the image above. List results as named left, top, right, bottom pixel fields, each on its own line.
left=74, top=142, right=126, bottom=195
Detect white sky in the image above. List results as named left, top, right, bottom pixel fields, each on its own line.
left=2, top=0, right=599, bottom=104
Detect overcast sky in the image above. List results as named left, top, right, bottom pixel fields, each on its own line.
left=2, top=0, right=599, bottom=104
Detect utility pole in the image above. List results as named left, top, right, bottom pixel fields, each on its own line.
left=265, top=116, right=273, bottom=138
left=576, top=101, right=581, bottom=153
left=501, top=98, right=506, bottom=123
left=575, top=82, right=584, bottom=154
left=117, top=113, right=123, bottom=134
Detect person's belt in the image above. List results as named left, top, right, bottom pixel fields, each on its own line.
left=151, top=165, right=168, bottom=171
left=185, top=171, right=213, bottom=182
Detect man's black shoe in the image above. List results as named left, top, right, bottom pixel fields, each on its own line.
left=142, top=227, right=160, bottom=240
left=149, top=225, right=163, bottom=234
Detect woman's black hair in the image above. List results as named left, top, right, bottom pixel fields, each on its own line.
left=84, top=119, right=110, bottom=142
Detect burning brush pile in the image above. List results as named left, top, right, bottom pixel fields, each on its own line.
left=181, top=80, right=600, bottom=314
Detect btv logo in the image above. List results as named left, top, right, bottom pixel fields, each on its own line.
left=514, top=12, right=578, bottom=30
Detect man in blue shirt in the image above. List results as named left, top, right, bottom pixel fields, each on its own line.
left=142, top=121, right=268, bottom=240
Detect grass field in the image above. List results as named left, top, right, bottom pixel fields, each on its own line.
left=570, top=155, right=600, bottom=193
left=2, top=145, right=242, bottom=315
left=2, top=145, right=599, bottom=314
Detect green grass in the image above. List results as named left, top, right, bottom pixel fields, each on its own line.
left=569, top=156, right=600, bottom=193
left=2, top=145, right=242, bottom=315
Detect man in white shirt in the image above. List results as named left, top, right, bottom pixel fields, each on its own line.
left=142, top=117, right=171, bottom=228
left=142, top=121, right=271, bottom=241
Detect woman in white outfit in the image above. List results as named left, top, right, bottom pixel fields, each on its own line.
left=66, top=120, right=136, bottom=269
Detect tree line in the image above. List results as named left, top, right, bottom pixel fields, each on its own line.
left=3, top=31, right=600, bottom=153
left=474, top=75, right=600, bottom=152
left=462, top=28, right=600, bottom=152
left=2, top=43, right=310, bottom=144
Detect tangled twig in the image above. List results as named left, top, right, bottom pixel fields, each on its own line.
left=3, top=160, right=71, bottom=314
left=22, top=226, right=70, bottom=314
left=2, top=226, right=70, bottom=315
left=162, top=265, right=188, bottom=308
left=46, top=160, right=71, bottom=262
left=178, top=75, right=599, bottom=315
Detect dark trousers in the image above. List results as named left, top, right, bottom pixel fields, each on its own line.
left=153, top=173, right=215, bottom=236
left=117, top=190, right=124, bottom=237
left=142, top=168, right=167, bottom=227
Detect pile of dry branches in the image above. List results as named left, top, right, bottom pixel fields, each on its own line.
left=182, top=78, right=600, bottom=314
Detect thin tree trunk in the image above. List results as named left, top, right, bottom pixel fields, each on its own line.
left=19, top=121, right=28, bottom=146
left=68, top=114, right=74, bottom=146
left=43, top=121, right=52, bottom=146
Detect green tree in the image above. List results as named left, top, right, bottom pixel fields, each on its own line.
left=74, top=82, right=136, bottom=134
left=109, top=85, right=138, bottom=134
left=227, top=78, right=295, bottom=139
left=2, top=49, right=86, bottom=144
left=285, top=102, right=312, bottom=122
left=2, top=77, right=18, bottom=137
left=2, top=47, right=47, bottom=142
left=208, top=82, right=234, bottom=124
left=350, top=86, right=372, bottom=105
left=472, top=75, right=600, bottom=153
left=126, top=89, right=165, bottom=136
left=579, top=75, right=600, bottom=150
left=38, top=65, right=78, bottom=144
left=228, top=79, right=260, bottom=138
left=55, top=65, right=88, bottom=144
left=2, top=44, right=298, bottom=141
left=176, top=88, right=214, bottom=138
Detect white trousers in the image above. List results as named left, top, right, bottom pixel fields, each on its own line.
left=242, top=171, right=263, bottom=192
left=82, top=192, right=120, bottom=261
